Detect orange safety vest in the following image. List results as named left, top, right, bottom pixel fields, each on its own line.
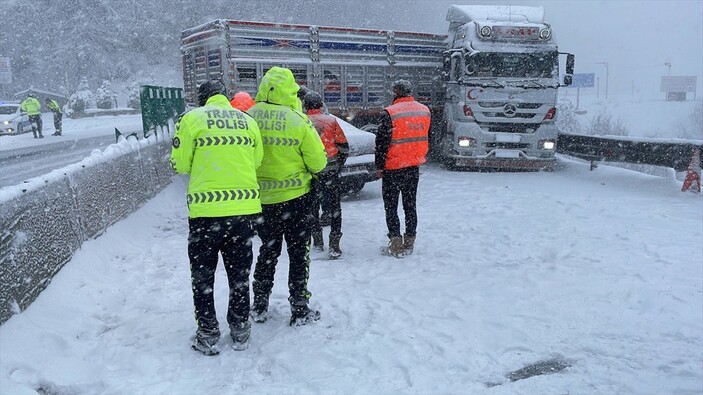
left=306, top=109, right=348, bottom=159
left=384, top=97, right=430, bottom=170
left=230, top=91, right=255, bottom=112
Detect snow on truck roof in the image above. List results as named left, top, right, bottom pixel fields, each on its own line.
left=446, top=5, right=545, bottom=24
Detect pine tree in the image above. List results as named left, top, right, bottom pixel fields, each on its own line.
left=96, top=80, right=116, bottom=109
left=68, top=77, right=94, bottom=117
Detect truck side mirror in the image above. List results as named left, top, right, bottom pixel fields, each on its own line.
left=566, top=54, right=575, bottom=75
left=563, top=75, right=573, bottom=86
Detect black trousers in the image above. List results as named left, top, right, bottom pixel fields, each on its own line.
left=253, top=193, right=315, bottom=309
left=382, top=166, right=420, bottom=238
left=313, top=170, right=342, bottom=236
left=29, top=114, right=43, bottom=136
left=53, top=112, right=62, bottom=134
left=188, top=215, right=255, bottom=334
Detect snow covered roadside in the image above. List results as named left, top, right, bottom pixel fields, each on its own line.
left=0, top=159, right=701, bottom=394
left=0, top=113, right=144, bottom=152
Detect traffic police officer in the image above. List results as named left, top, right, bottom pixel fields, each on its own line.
left=45, top=98, right=63, bottom=136
left=21, top=94, right=43, bottom=138
left=170, top=79, right=263, bottom=354
left=248, top=67, right=327, bottom=326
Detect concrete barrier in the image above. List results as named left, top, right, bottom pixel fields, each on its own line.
left=0, top=135, right=174, bottom=325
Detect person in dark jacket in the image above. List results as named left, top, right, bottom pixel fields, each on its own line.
left=303, top=91, right=349, bottom=259
left=45, top=98, right=63, bottom=136
left=375, top=80, right=431, bottom=258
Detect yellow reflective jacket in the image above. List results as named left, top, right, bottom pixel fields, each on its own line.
left=250, top=67, right=327, bottom=204
left=21, top=97, right=41, bottom=116
left=47, top=99, right=62, bottom=114
left=170, top=94, right=263, bottom=218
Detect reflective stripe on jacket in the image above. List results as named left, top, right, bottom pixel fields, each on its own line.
left=170, top=94, right=263, bottom=218
left=384, top=97, right=431, bottom=170
left=250, top=67, right=327, bottom=205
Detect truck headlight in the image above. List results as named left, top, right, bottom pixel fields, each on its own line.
left=458, top=136, right=476, bottom=147
left=540, top=139, right=556, bottom=150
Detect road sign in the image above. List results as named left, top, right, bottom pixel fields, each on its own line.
left=0, top=57, right=11, bottom=84
left=660, top=76, right=697, bottom=93
left=569, top=73, right=595, bottom=88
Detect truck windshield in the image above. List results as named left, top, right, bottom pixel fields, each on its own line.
left=465, top=52, right=557, bottom=79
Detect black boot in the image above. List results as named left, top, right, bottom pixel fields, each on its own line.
left=328, top=232, right=342, bottom=259
left=290, top=306, right=321, bottom=327
left=191, top=327, right=221, bottom=356
left=312, top=231, right=324, bottom=252
left=251, top=294, right=269, bottom=323
left=230, top=320, right=251, bottom=351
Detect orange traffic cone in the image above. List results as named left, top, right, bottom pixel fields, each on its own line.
left=681, top=148, right=701, bottom=193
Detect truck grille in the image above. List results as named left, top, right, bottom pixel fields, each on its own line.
left=475, top=123, right=535, bottom=134
left=474, top=102, right=546, bottom=125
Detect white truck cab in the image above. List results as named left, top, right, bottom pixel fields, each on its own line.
left=441, top=5, right=574, bottom=170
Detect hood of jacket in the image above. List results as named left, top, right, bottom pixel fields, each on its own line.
left=254, top=67, right=302, bottom=111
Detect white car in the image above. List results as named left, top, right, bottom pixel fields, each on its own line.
left=0, top=102, right=32, bottom=135
left=334, top=116, right=380, bottom=194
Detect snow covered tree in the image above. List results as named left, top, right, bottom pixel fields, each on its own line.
left=588, top=109, right=629, bottom=136
left=68, top=77, right=94, bottom=117
left=677, top=101, right=703, bottom=140
left=126, top=82, right=141, bottom=109
left=96, top=80, right=116, bottom=109
left=557, top=99, right=581, bottom=135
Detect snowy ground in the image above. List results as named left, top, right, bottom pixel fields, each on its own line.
left=1, top=158, right=701, bottom=394
left=0, top=97, right=702, bottom=394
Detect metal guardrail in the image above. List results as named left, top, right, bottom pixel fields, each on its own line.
left=557, top=133, right=703, bottom=172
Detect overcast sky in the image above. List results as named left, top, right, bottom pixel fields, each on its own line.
left=285, top=0, right=703, bottom=99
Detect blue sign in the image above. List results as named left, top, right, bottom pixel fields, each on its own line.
left=570, top=73, right=595, bottom=88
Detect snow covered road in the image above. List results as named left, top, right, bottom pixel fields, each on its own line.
left=0, top=159, right=701, bottom=394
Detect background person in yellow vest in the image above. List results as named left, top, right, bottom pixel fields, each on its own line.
left=45, top=98, right=63, bottom=136
left=248, top=67, right=327, bottom=326
left=375, top=80, right=431, bottom=258
left=170, top=79, right=264, bottom=354
left=20, top=94, right=43, bottom=138
left=303, top=91, right=349, bottom=259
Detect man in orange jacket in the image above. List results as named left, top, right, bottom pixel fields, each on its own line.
left=230, top=91, right=255, bottom=112
left=303, top=91, right=349, bottom=259
left=375, top=80, right=431, bottom=258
